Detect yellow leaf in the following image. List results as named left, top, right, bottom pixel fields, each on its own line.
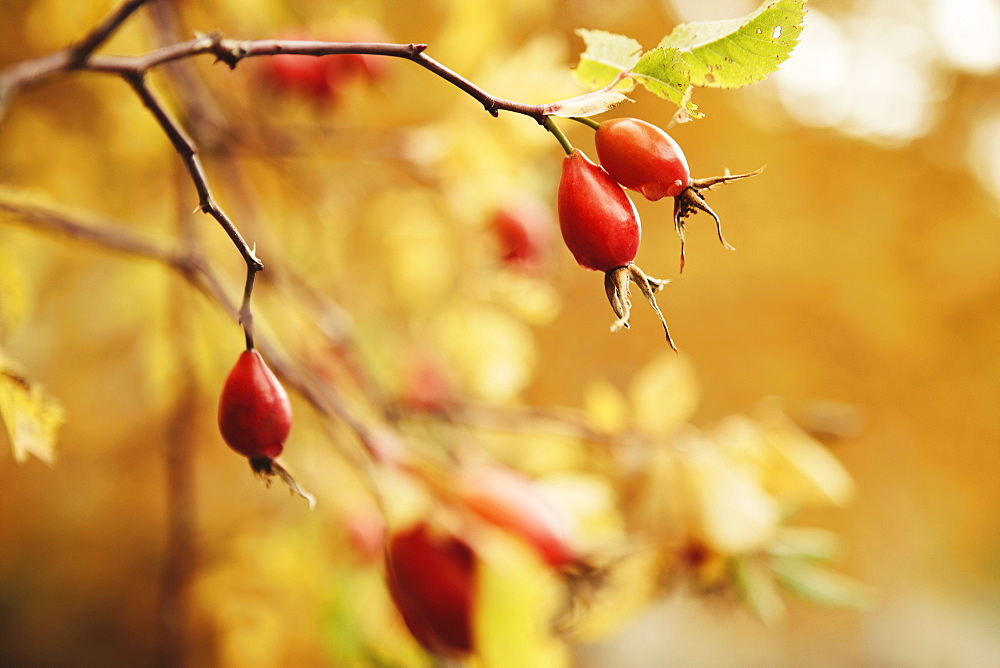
left=0, top=359, right=64, bottom=465
left=583, top=378, right=629, bottom=434
left=0, top=247, right=29, bottom=338
left=682, top=434, right=780, bottom=553
left=435, top=304, right=536, bottom=402
left=732, top=556, right=787, bottom=625
left=565, top=549, right=660, bottom=642
left=755, top=398, right=856, bottom=508
left=629, top=352, right=699, bottom=436
left=537, top=472, right=623, bottom=555
left=474, top=532, right=568, bottom=668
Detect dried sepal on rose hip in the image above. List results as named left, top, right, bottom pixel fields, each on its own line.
left=218, top=348, right=314, bottom=507
left=558, top=148, right=677, bottom=349
left=594, top=117, right=763, bottom=271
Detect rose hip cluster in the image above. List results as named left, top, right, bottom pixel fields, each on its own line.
left=557, top=117, right=761, bottom=348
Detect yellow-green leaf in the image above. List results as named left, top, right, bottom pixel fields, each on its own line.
left=0, top=363, right=64, bottom=465
left=630, top=47, right=700, bottom=117
left=571, top=29, right=642, bottom=90
left=732, top=556, right=787, bottom=624
left=545, top=89, right=631, bottom=118
left=771, top=556, right=875, bottom=610
left=660, top=0, right=807, bottom=88
left=475, top=532, right=568, bottom=667
left=629, top=352, right=699, bottom=436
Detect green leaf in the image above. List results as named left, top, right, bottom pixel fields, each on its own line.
left=0, top=359, right=64, bottom=465
left=629, top=47, right=699, bottom=115
left=732, top=557, right=787, bottom=624
left=768, top=526, right=842, bottom=562
left=659, top=0, right=806, bottom=88
left=771, top=556, right=875, bottom=610
left=571, top=29, right=642, bottom=90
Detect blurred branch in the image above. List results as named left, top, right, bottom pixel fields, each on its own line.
left=0, top=5, right=555, bottom=349
left=0, top=196, right=391, bottom=468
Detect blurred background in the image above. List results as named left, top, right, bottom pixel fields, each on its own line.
left=1, top=0, right=998, bottom=665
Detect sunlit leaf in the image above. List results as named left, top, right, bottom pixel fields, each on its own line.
left=630, top=47, right=700, bottom=117
left=768, top=526, right=842, bottom=562
left=684, top=438, right=781, bottom=553
left=571, top=29, right=642, bottom=90
left=537, top=472, right=623, bottom=555
left=629, top=352, right=699, bottom=436
left=475, top=533, right=568, bottom=667
left=435, top=304, right=536, bottom=402
left=732, top=557, right=787, bottom=624
left=755, top=398, right=856, bottom=508
left=566, top=549, right=660, bottom=642
left=545, top=89, right=631, bottom=118
left=0, top=248, right=28, bottom=339
left=659, top=0, right=807, bottom=88
left=0, top=359, right=64, bottom=465
left=583, top=378, right=629, bottom=434
left=771, top=556, right=875, bottom=610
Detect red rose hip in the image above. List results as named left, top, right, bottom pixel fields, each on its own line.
left=385, top=522, right=476, bottom=656
left=556, top=148, right=677, bottom=348
left=557, top=149, right=640, bottom=272
left=594, top=117, right=763, bottom=271
left=218, top=349, right=292, bottom=462
left=595, top=117, right=691, bottom=200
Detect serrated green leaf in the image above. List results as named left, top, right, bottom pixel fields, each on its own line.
left=571, top=29, right=642, bottom=90
left=0, top=360, right=64, bottom=465
left=771, top=556, right=875, bottom=610
left=659, top=0, right=806, bottom=89
left=545, top=89, right=631, bottom=118
left=630, top=47, right=697, bottom=112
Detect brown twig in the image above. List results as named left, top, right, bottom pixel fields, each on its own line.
left=69, top=0, right=157, bottom=67
left=0, top=197, right=387, bottom=465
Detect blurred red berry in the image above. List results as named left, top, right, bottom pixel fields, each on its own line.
left=491, top=194, right=556, bottom=275
left=385, top=523, right=476, bottom=656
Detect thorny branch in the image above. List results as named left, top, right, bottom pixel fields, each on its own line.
left=0, top=0, right=558, bottom=349
left=0, top=197, right=381, bottom=463
left=0, top=197, right=641, bottom=457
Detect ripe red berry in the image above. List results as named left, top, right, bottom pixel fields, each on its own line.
left=385, top=522, right=476, bottom=656
left=261, top=23, right=391, bottom=105
left=459, top=467, right=576, bottom=569
left=595, top=117, right=691, bottom=200
left=491, top=194, right=555, bottom=275
left=218, top=349, right=292, bottom=462
left=557, top=149, right=640, bottom=272
left=264, top=46, right=339, bottom=101
left=594, top=117, right=762, bottom=271
left=556, top=148, right=676, bottom=347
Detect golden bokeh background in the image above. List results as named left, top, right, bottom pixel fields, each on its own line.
left=1, top=0, right=998, bottom=665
